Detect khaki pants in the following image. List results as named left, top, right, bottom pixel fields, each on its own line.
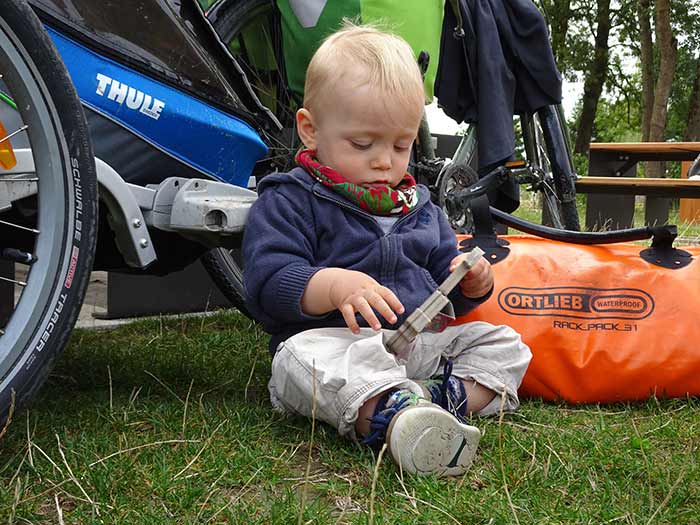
left=269, top=322, right=532, bottom=440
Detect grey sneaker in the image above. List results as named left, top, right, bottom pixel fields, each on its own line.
left=386, top=403, right=481, bottom=477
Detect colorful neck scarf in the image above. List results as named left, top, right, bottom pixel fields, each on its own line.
left=295, top=149, right=419, bottom=216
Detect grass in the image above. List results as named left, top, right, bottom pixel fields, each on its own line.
left=0, top=311, right=698, bottom=524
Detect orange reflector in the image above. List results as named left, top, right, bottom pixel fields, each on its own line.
left=0, top=121, right=17, bottom=170
left=505, top=159, right=526, bottom=168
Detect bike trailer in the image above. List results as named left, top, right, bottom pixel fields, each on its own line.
left=455, top=233, right=700, bottom=403
left=28, top=0, right=278, bottom=189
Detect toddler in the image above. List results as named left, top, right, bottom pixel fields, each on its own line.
left=243, top=23, right=531, bottom=477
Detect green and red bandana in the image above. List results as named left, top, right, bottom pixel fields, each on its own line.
left=295, top=149, right=419, bottom=216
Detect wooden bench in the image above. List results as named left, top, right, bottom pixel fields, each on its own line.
left=576, top=142, right=700, bottom=230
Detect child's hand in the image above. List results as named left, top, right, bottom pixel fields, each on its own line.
left=449, top=254, right=493, bottom=299
left=328, top=270, right=404, bottom=334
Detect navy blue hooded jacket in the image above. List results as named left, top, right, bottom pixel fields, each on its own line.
left=242, top=168, right=490, bottom=353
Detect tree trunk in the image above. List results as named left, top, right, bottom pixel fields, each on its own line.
left=573, top=0, right=611, bottom=154
left=684, top=58, right=700, bottom=142
left=548, top=0, right=572, bottom=72
left=646, top=0, right=678, bottom=178
left=638, top=0, right=654, bottom=142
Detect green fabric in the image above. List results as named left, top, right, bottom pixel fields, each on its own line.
left=276, top=0, right=444, bottom=101
left=277, top=0, right=360, bottom=99
left=360, top=0, right=444, bottom=100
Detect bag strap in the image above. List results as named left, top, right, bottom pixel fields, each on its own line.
left=458, top=194, right=511, bottom=264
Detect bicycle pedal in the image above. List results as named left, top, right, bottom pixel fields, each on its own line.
left=505, top=159, right=527, bottom=169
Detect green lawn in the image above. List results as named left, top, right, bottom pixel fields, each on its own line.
left=0, top=311, right=697, bottom=524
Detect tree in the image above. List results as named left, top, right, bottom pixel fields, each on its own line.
left=536, top=0, right=574, bottom=75
left=668, top=1, right=700, bottom=142
left=573, top=0, right=612, bottom=154
left=647, top=0, right=677, bottom=145
left=686, top=59, right=700, bottom=141
left=638, top=0, right=654, bottom=141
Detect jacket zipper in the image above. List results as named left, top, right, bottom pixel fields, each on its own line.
left=311, top=187, right=424, bottom=237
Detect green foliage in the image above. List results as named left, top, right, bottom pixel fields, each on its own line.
left=539, top=0, right=699, bottom=146
left=592, top=93, right=642, bottom=144
left=667, top=49, right=698, bottom=141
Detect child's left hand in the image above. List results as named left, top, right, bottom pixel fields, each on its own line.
left=449, top=253, right=493, bottom=299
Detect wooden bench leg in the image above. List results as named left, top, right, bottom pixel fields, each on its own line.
left=585, top=194, right=635, bottom=230
left=586, top=150, right=636, bottom=230
left=644, top=197, right=670, bottom=226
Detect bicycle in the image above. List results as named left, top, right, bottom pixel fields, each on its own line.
left=688, top=153, right=700, bottom=179
left=207, top=0, right=683, bottom=330
left=0, top=0, right=680, bottom=429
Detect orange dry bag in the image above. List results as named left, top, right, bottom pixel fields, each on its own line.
left=455, top=234, right=700, bottom=403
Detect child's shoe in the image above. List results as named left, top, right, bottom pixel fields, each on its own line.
left=386, top=402, right=481, bottom=477
left=362, top=389, right=480, bottom=477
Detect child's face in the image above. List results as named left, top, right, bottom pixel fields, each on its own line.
left=297, top=75, right=422, bottom=188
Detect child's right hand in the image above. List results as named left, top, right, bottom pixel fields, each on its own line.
left=328, top=270, right=404, bottom=334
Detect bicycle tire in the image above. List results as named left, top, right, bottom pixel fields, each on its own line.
left=533, top=105, right=580, bottom=231
left=204, top=0, right=289, bottom=319
left=200, top=248, right=250, bottom=317
left=0, top=0, right=97, bottom=426
left=525, top=111, right=565, bottom=229
left=211, top=0, right=299, bottom=171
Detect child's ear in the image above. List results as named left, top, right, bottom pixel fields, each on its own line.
left=296, top=108, right=317, bottom=150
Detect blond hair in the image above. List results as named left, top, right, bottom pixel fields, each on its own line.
left=303, top=22, right=425, bottom=115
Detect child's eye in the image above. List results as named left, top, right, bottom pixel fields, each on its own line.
left=394, top=145, right=410, bottom=152
left=351, top=141, right=371, bottom=150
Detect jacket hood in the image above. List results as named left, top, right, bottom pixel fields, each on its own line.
left=256, top=167, right=316, bottom=195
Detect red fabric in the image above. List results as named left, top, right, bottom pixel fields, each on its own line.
left=295, top=149, right=418, bottom=215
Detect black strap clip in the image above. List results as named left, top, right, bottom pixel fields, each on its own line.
left=639, top=225, right=692, bottom=269
left=458, top=194, right=510, bottom=264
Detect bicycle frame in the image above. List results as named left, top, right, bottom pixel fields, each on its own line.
left=419, top=103, right=581, bottom=232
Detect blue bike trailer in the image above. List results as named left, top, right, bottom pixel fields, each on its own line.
left=27, top=0, right=280, bottom=188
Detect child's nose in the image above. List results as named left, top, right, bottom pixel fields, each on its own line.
left=371, top=148, right=392, bottom=170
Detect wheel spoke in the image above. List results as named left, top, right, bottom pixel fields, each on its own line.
left=0, top=274, right=26, bottom=287
left=541, top=189, right=564, bottom=229
left=0, top=176, right=38, bottom=181
left=0, top=218, right=39, bottom=234
left=0, top=89, right=17, bottom=110
left=0, top=124, right=28, bottom=145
